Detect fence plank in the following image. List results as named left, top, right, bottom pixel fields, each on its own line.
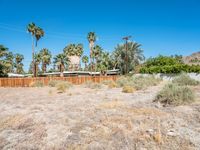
left=0, top=76, right=118, bottom=87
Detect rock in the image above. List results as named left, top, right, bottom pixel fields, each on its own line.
left=167, top=129, right=177, bottom=137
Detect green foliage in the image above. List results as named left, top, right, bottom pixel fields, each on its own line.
left=112, top=42, right=145, bottom=74
left=173, top=74, right=199, bottom=86
left=140, top=55, right=200, bottom=73
left=63, top=44, right=83, bottom=57
left=154, top=83, right=195, bottom=106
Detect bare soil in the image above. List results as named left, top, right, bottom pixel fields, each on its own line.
left=0, top=83, right=200, bottom=150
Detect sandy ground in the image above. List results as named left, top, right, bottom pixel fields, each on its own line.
left=0, top=83, right=200, bottom=150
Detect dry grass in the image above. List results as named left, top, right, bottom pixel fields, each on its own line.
left=122, top=85, right=135, bottom=93
left=98, top=99, right=125, bottom=109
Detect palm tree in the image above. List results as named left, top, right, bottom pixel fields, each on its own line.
left=35, top=27, right=44, bottom=46
left=113, top=42, right=144, bottom=74
left=87, top=32, right=96, bottom=64
left=54, top=53, right=68, bottom=76
left=34, top=53, right=41, bottom=76
left=0, top=45, right=8, bottom=58
left=64, top=44, right=83, bottom=70
left=39, top=48, right=52, bottom=73
left=15, top=54, right=24, bottom=74
left=27, top=23, right=44, bottom=77
left=4, top=52, right=15, bottom=73
left=82, top=55, right=89, bottom=70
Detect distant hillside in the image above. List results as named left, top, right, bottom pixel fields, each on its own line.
left=183, top=51, right=200, bottom=65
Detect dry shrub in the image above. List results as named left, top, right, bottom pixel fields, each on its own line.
left=29, top=81, right=44, bottom=87
left=84, top=81, right=102, bottom=89
left=98, top=99, right=125, bottom=109
left=125, top=108, right=166, bottom=117
left=173, top=74, right=199, bottom=86
left=0, top=114, right=34, bottom=131
left=56, top=81, right=71, bottom=93
left=154, top=83, right=195, bottom=106
left=108, top=81, right=117, bottom=88
left=48, top=80, right=59, bottom=87
left=116, top=75, right=161, bottom=90
left=122, top=86, right=135, bottom=93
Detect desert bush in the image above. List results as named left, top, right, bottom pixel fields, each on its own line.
left=56, top=82, right=68, bottom=93
left=108, top=81, right=117, bottom=88
left=48, top=80, right=59, bottom=87
left=122, top=85, right=135, bottom=93
left=116, top=75, right=161, bottom=90
left=84, top=81, right=102, bottom=89
left=30, top=81, right=44, bottom=87
left=173, top=74, right=199, bottom=86
left=154, top=83, right=195, bottom=106
left=116, top=76, right=131, bottom=87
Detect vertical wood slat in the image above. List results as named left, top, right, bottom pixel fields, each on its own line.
left=0, top=76, right=119, bottom=87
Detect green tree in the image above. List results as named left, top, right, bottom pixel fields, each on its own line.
left=82, top=55, right=89, bottom=70
left=27, top=23, right=44, bottom=76
left=34, top=53, right=41, bottom=76
left=15, top=54, right=24, bottom=74
left=39, top=48, right=52, bottom=73
left=54, top=53, right=69, bottom=73
left=4, top=52, right=15, bottom=73
left=113, top=42, right=144, bottom=74
left=0, top=45, right=8, bottom=58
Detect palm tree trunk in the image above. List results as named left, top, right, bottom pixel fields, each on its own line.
left=32, top=36, right=36, bottom=77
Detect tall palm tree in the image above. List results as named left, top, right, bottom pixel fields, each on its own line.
left=82, top=55, right=89, bottom=70
left=113, top=42, right=144, bottom=74
left=54, top=53, right=68, bottom=76
left=87, top=32, right=96, bottom=64
left=39, top=48, right=52, bottom=73
left=35, top=27, right=44, bottom=47
left=27, top=23, right=44, bottom=77
left=15, top=54, right=24, bottom=74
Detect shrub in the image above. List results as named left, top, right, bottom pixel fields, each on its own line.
left=116, top=75, right=161, bottom=90
left=122, top=86, right=135, bottom=93
left=48, top=80, right=59, bottom=87
left=30, top=81, right=44, bottom=87
left=84, top=81, right=102, bottom=89
left=56, top=81, right=71, bottom=93
left=154, top=84, right=195, bottom=106
left=173, top=74, right=199, bottom=86
left=116, top=76, right=131, bottom=87
left=108, top=81, right=117, bottom=88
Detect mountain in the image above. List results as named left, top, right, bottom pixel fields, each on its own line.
left=183, top=51, right=200, bottom=65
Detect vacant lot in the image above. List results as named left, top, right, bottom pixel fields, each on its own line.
left=0, top=82, right=200, bottom=150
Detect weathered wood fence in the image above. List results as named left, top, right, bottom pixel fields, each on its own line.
left=0, top=76, right=118, bottom=87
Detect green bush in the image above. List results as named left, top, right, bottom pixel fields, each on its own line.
left=139, top=55, right=200, bottom=74
left=173, top=74, right=199, bottom=86
left=154, top=84, right=195, bottom=106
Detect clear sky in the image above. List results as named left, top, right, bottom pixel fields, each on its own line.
left=0, top=0, right=200, bottom=70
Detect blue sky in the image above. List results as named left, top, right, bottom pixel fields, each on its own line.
left=0, top=0, right=200, bottom=70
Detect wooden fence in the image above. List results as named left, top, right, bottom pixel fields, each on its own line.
left=0, top=76, right=118, bottom=87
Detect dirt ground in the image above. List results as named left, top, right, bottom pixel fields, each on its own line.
left=0, top=83, right=200, bottom=150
